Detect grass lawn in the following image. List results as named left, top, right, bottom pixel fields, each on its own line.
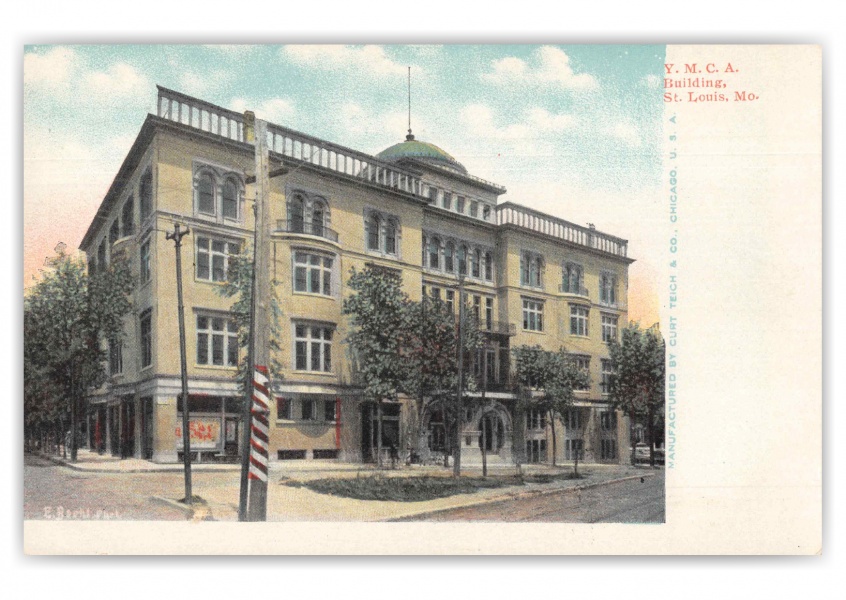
left=280, top=471, right=587, bottom=502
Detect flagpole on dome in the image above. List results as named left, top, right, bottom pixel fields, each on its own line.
left=407, top=66, right=414, bottom=141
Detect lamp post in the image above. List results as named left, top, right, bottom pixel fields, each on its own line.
left=454, top=247, right=466, bottom=477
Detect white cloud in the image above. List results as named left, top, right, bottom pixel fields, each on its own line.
left=526, top=107, right=575, bottom=132
left=482, top=46, right=597, bottom=90
left=460, top=104, right=575, bottom=141
left=609, top=121, right=642, bottom=147
left=83, top=63, right=149, bottom=98
left=282, top=45, right=407, bottom=77
left=641, top=73, right=662, bottom=89
left=229, top=97, right=296, bottom=124
left=179, top=70, right=230, bottom=96
left=24, top=47, right=79, bottom=89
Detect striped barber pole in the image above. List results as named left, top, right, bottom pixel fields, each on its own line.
left=248, top=365, right=271, bottom=482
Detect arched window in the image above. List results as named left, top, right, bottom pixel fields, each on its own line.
left=472, top=248, right=481, bottom=278
left=367, top=213, right=381, bottom=251
left=198, top=172, right=215, bottom=215
left=222, top=178, right=238, bottom=220
left=530, top=257, right=542, bottom=287
left=384, top=219, right=397, bottom=254
left=429, top=237, right=441, bottom=269
left=445, top=241, right=455, bottom=272
left=484, top=251, right=493, bottom=281
left=312, top=201, right=325, bottom=237
left=458, top=244, right=468, bottom=276
left=290, top=196, right=305, bottom=233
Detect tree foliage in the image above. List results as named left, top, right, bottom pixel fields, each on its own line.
left=513, top=345, right=589, bottom=468
left=23, top=246, right=134, bottom=460
left=218, top=246, right=284, bottom=394
left=606, top=323, right=666, bottom=466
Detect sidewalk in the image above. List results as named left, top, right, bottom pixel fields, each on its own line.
left=37, top=449, right=658, bottom=521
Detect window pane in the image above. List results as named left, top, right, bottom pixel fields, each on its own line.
left=323, top=270, right=331, bottom=295
left=309, top=268, right=320, bottom=293
left=197, top=316, right=208, bottom=329
left=324, top=345, right=331, bottom=371
left=212, top=255, right=225, bottom=281
left=311, top=342, right=321, bottom=371
left=197, top=333, right=208, bottom=364
left=197, top=252, right=209, bottom=280
left=227, top=335, right=238, bottom=366
left=222, top=181, right=237, bottom=219
left=295, top=341, right=307, bottom=369
left=199, top=175, right=215, bottom=214
left=294, top=266, right=307, bottom=291
left=212, top=334, right=224, bottom=365
left=212, top=240, right=226, bottom=253
left=295, top=325, right=306, bottom=338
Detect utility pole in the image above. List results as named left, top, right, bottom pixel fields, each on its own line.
left=454, top=267, right=465, bottom=477
left=166, top=223, right=192, bottom=505
left=248, top=114, right=273, bottom=521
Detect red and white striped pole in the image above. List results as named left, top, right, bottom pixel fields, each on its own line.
left=247, top=365, right=270, bottom=519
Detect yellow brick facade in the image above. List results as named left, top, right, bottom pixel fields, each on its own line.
left=81, top=87, right=634, bottom=466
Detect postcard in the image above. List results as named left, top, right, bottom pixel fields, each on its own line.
left=22, top=43, right=821, bottom=554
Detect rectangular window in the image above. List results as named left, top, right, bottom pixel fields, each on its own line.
left=566, top=409, right=582, bottom=430
left=139, top=168, right=153, bottom=222
left=600, top=272, right=618, bottom=306
left=140, top=239, right=151, bottom=284
left=456, top=196, right=465, bottom=213
left=470, top=200, right=478, bottom=218
left=482, top=205, right=491, bottom=221
left=601, top=314, right=619, bottom=343
left=301, top=399, right=316, bottom=421
left=109, top=339, right=123, bottom=375
left=601, top=359, right=614, bottom=394
left=277, top=397, right=292, bottom=420
left=222, top=180, right=238, bottom=220
left=600, top=411, right=617, bottom=431
left=122, top=197, right=135, bottom=237
left=446, top=290, right=455, bottom=313
left=324, top=399, right=337, bottom=422
left=140, top=310, right=152, bottom=368
left=442, top=192, right=452, bottom=210
left=522, top=298, right=544, bottom=332
left=197, top=236, right=239, bottom=282
left=572, top=356, right=590, bottom=390
left=472, top=295, right=481, bottom=322
left=570, top=305, right=589, bottom=337
left=294, top=324, right=333, bottom=372
left=293, top=251, right=333, bottom=296
left=196, top=315, right=238, bottom=367
left=566, top=439, right=585, bottom=461
left=428, top=187, right=439, bottom=203
left=527, top=408, right=546, bottom=430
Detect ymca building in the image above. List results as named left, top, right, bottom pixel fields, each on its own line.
left=80, top=86, right=634, bottom=466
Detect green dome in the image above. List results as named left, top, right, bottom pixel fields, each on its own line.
left=376, top=135, right=467, bottom=174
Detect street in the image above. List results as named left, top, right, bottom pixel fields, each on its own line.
left=25, top=453, right=664, bottom=523
left=23, top=454, right=228, bottom=520
left=403, top=471, right=665, bottom=522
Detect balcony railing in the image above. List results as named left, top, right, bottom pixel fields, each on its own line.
left=275, top=219, right=339, bottom=243
left=558, top=284, right=590, bottom=297
left=476, top=319, right=517, bottom=336
left=497, top=202, right=629, bottom=258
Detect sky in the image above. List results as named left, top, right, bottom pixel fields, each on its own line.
left=23, top=44, right=665, bottom=324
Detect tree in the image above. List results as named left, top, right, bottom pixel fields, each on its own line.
left=513, top=345, right=589, bottom=474
left=400, top=294, right=482, bottom=467
left=342, top=266, right=409, bottom=467
left=607, top=323, right=666, bottom=467
left=24, top=246, right=134, bottom=461
left=218, top=247, right=284, bottom=396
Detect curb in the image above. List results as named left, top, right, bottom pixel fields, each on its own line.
left=33, top=452, right=238, bottom=474
left=383, top=472, right=656, bottom=522
left=150, top=495, right=194, bottom=518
